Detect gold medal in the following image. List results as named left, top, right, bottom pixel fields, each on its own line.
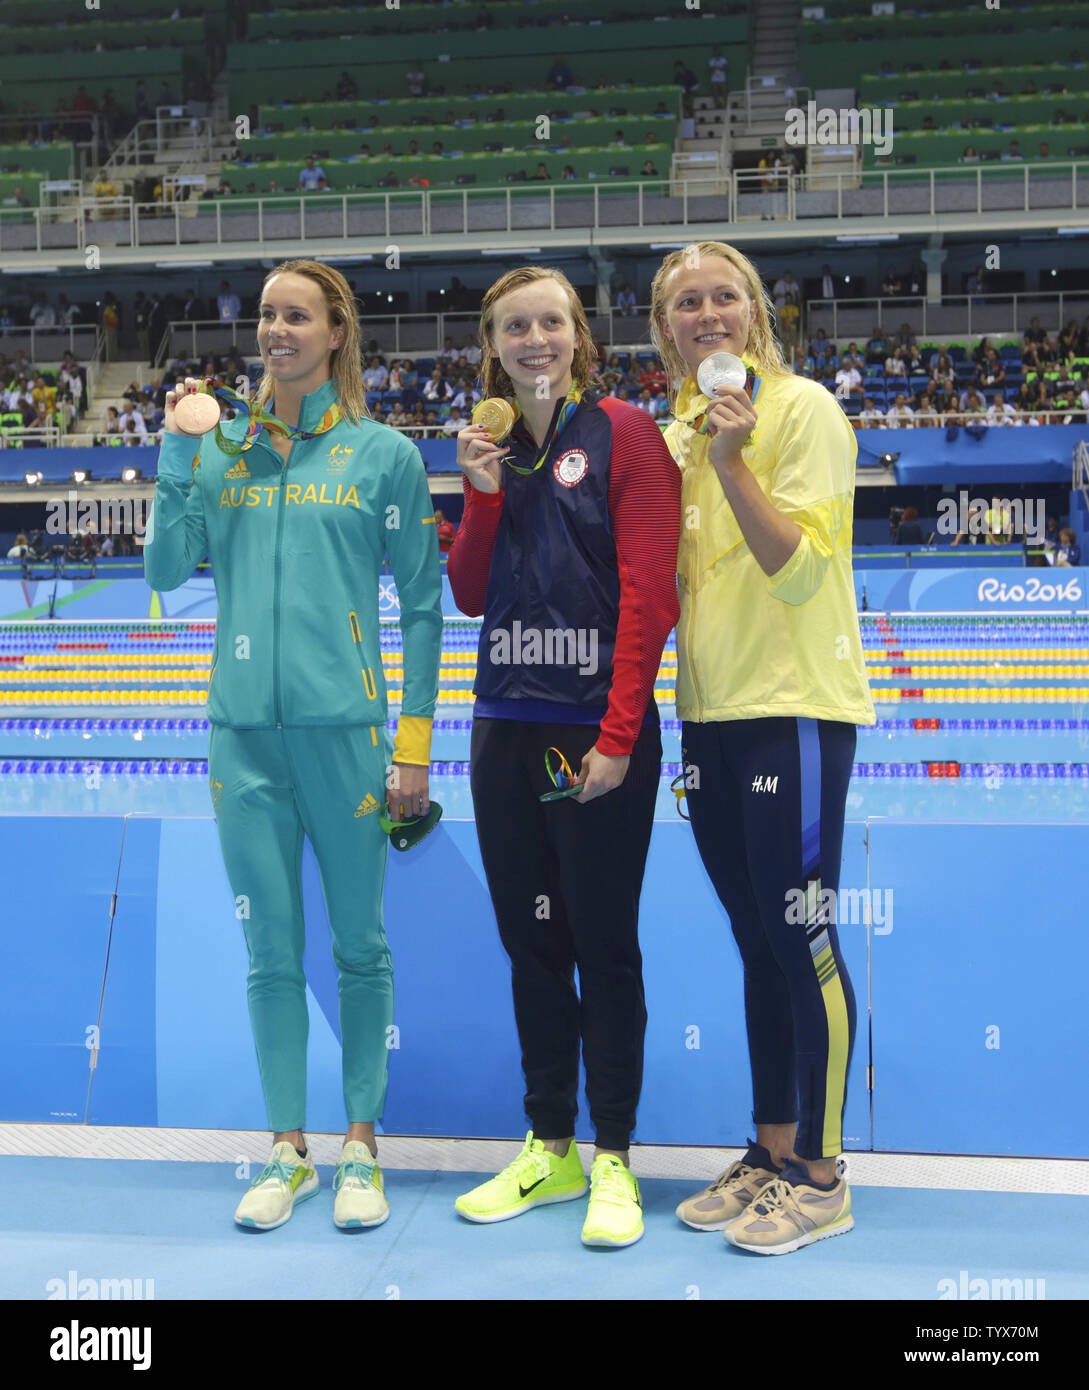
left=471, top=397, right=516, bottom=444
left=174, top=387, right=221, bottom=436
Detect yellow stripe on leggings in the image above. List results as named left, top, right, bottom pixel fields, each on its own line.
left=821, top=964, right=851, bottom=1158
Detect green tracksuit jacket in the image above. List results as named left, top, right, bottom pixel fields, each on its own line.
left=143, top=377, right=443, bottom=764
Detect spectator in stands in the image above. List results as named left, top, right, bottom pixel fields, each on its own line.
left=641, top=159, right=659, bottom=176
left=834, top=359, right=863, bottom=399
left=56, top=295, right=80, bottom=328
left=1012, top=381, right=1036, bottom=417
left=387, top=404, right=409, bottom=428
left=30, top=374, right=56, bottom=420
left=119, top=398, right=147, bottom=439
left=885, top=346, right=908, bottom=377
left=547, top=60, right=574, bottom=90
left=916, top=379, right=945, bottom=415
left=857, top=396, right=884, bottom=428
left=778, top=293, right=801, bottom=358
left=30, top=297, right=56, bottom=329
left=971, top=334, right=994, bottom=366
left=101, top=405, right=122, bottom=438
left=378, top=170, right=400, bottom=188
left=217, top=281, right=241, bottom=323
left=885, top=392, right=914, bottom=426
left=772, top=269, right=800, bottom=312
left=424, top=409, right=439, bottom=432
left=1004, top=140, right=1023, bottom=160
left=1055, top=528, right=1081, bottom=567
left=434, top=509, right=456, bottom=552
left=59, top=354, right=82, bottom=402
left=961, top=388, right=986, bottom=418
left=865, top=325, right=888, bottom=364
left=298, top=155, right=326, bottom=191
left=926, top=339, right=949, bottom=370
left=100, top=294, right=120, bottom=362
left=530, top=163, right=551, bottom=181
left=895, top=507, right=924, bottom=544
left=561, top=165, right=577, bottom=181
left=986, top=391, right=1016, bottom=426
left=808, top=327, right=831, bottom=361
left=6, top=533, right=30, bottom=559
left=903, top=341, right=924, bottom=373
left=961, top=145, right=979, bottom=163
left=336, top=71, right=358, bottom=100
left=610, top=131, right=629, bottom=148
left=1040, top=515, right=1061, bottom=558
left=965, top=265, right=986, bottom=303
left=881, top=267, right=902, bottom=296
left=422, top=367, right=451, bottom=403
left=976, top=348, right=1006, bottom=390
left=638, top=357, right=667, bottom=393
left=1058, top=319, right=1079, bottom=359
left=442, top=405, right=467, bottom=435
left=363, top=356, right=388, bottom=391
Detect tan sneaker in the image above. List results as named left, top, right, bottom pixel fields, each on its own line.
left=675, top=1141, right=781, bottom=1231
left=722, top=1158, right=853, bottom=1255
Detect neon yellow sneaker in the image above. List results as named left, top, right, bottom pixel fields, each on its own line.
left=722, top=1158, right=854, bottom=1255
left=581, top=1154, right=643, bottom=1247
left=455, top=1132, right=587, bottom=1223
left=333, top=1140, right=389, bottom=1229
left=234, top=1140, right=319, bottom=1230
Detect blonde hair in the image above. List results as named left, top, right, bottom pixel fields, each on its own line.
left=253, top=259, right=369, bottom=424
left=478, top=266, right=596, bottom=399
left=649, top=241, right=789, bottom=406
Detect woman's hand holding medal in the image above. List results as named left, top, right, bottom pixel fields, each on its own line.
left=698, top=352, right=757, bottom=472
left=456, top=398, right=514, bottom=494
left=165, top=377, right=220, bottom=437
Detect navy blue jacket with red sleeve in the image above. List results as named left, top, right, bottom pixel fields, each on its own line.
left=447, top=392, right=681, bottom=757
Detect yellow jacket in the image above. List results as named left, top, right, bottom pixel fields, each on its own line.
left=662, top=371, right=875, bottom=726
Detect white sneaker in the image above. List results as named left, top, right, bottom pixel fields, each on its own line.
left=334, top=1140, right=390, bottom=1229
left=234, top=1140, right=319, bottom=1230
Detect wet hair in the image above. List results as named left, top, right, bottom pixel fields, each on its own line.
left=478, top=266, right=595, bottom=399
left=252, top=259, right=368, bottom=424
left=649, top=241, right=789, bottom=407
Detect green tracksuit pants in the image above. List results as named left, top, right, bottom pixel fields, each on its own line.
left=208, top=720, right=394, bottom=1133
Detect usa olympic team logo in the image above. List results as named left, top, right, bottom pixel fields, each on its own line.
left=553, top=448, right=589, bottom=488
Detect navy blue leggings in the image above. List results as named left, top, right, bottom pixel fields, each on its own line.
left=681, top=717, right=858, bottom=1160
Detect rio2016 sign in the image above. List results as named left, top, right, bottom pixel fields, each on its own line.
left=977, top=576, right=1083, bottom=604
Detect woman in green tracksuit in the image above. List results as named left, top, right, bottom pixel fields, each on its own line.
left=144, top=259, right=443, bottom=1233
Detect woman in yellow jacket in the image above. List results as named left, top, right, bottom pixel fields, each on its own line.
left=650, top=241, right=875, bottom=1254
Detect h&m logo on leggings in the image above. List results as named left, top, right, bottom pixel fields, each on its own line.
left=751, top=774, right=778, bottom=793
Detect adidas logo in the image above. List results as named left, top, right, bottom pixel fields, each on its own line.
left=224, top=461, right=251, bottom=479
left=354, top=793, right=380, bottom=818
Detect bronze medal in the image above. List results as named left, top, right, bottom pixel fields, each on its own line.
left=174, top=389, right=221, bottom=436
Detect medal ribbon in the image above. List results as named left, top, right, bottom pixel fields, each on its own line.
left=192, top=379, right=344, bottom=456
left=503, top=385, right=584, bottom=476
